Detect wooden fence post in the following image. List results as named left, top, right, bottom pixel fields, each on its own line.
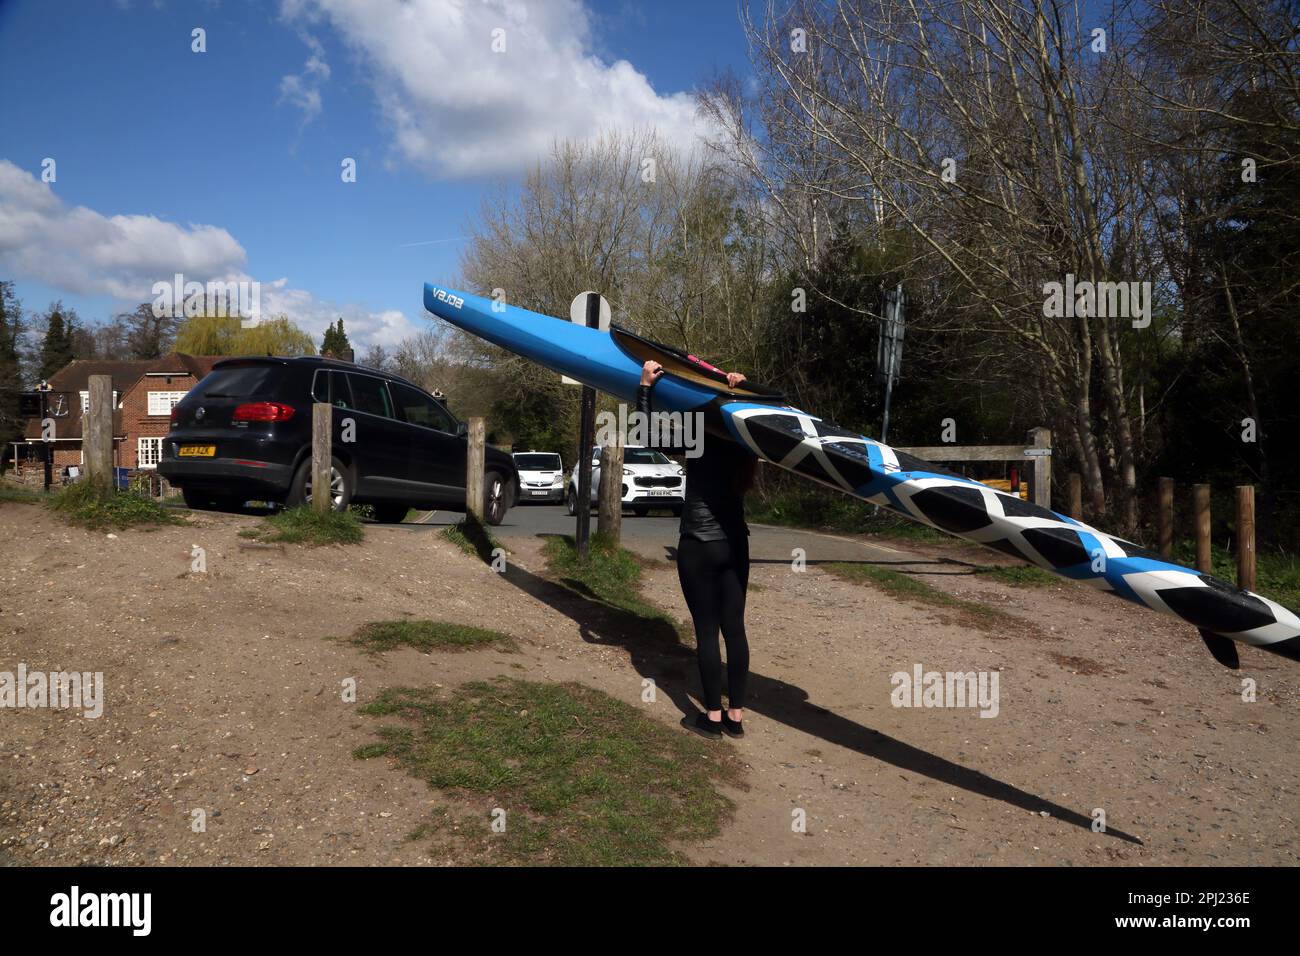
left=1193, top=483, right=1212, bottom=573
left=1237, top=485, right=1255, bottom=591
left=1067, top=472, right=1082, bottom=518
left=597, top=438, right=624, bottom=544
left=466, top=417, right=485, bottom=523
left=1026, top=427, right=1051, bottom=509
left=84, top=374, right=114, bottom=491
left=311, top=403, right=332, bottom=513
left=1157, top=477, right=1174, bottom=557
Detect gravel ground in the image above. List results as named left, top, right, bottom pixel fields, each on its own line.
left=1, top=500, right=1295, bottom=865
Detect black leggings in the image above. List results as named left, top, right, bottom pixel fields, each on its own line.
left=676, top=534, right=750, bottom=711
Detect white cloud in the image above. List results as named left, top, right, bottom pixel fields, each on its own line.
left=0, top=160, right=414, bottom=350
left=279, top=32, right=331, bottom=124
left=258, top=278, right=417, bottom=348
left=280, top=0, right=713, bottom=177
left=0, top=160, right=246, bottom=300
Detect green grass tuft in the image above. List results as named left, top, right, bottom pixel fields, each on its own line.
left=349, top=619, right=517, bottom=654
left=748, top=489, right=948, bottom=542
left=47, top=480, right=181, bottom=531
left=243, top=505, right=363, bottom=546
left=355, top=678, right=742, bottom=865
left=441, top=514, right=502, bottom=562
left=542, top=533, right=686, bottom=641
left=822, top=562, right=1037, bottom=637
left=0, top=484, right=42, bottom=505
left=973, top=564, right=1059, bottom=587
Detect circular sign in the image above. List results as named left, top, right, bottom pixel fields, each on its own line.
left=569, top=291, right=611, bottom=331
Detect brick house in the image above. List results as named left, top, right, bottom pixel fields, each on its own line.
left=14, top=353, right=220, bottom=476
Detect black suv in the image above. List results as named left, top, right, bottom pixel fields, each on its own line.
left=158, top=356, right=518, bottom=524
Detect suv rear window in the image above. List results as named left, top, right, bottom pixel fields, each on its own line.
left=347, top=373, right=394, bottom=418
left=195, top=365, right=275, bottom=398
left=390, top=381, right=456, bottom=432
left=312, top=370, right=353, bottom=408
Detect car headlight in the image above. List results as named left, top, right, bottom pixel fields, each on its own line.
left=622, top=467, right=633, bottom=475
left=552, top=474, right=563, bottom=485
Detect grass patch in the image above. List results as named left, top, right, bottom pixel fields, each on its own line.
left=441, top=514, right=502, bottom=562
left=0, top=484, right=42, bottom=504
left=350, top=619, right=517, bottom=654
left=972, top=564, right=1059, bottom=588
left=47, top=480, right=181, bottom=531
left=822, top=562, right=1040, bottom=638
left=355, top=678, right=742, bottom=865
left=542, top=533, right=686, bottom=641
left=242, top=505, right=363, bottom=546
left=748, top=488, right=948, bottom=542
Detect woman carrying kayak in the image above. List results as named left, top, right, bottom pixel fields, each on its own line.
left=637, top=359, right=758, bottom=740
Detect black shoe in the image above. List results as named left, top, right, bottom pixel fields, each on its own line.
left=720, top=713, right=744, bottom=738
left=682, top=712, right=723, bottom=739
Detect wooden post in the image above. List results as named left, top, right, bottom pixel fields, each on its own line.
left=574, top=292, right=601, bottom=559
left=311, top=403, right=332, bottom=513
left=1026, top=427, right=1051, bottom=509
left=84, top=374, right=114, bottom=491
left=1237, top=485, right=1255, bottom=591
left=465, top=416, right=485, bottom=523
left=1193, top=483, right=1212, bottom=573
left=1157, top=477, right=1174, bottom=557
left=1067, top=472, right=1082, bottom=518
left=596, top=438, right=624, bottom=544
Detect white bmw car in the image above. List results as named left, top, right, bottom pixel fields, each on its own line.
left=566, top=445, right=685, bottom=516
left=512, top=451, right=566, bottom=503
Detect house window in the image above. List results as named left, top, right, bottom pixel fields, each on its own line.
left=80, top=390, right=119, bottom=411
left=147, top=391, right=187, bottom=416
left=137, top=437, right=163, bottom=469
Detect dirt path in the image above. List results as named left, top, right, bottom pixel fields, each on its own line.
left=1, top=501, right=1295, bottom=865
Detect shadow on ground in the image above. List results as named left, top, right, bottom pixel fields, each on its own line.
left=493, top=533, right=1142, bottom=846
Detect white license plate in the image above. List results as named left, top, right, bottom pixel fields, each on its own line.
left=645, top=490, right=673, bottom=496
left=531, top=490, right=550, bottom=496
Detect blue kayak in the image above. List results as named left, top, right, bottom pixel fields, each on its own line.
left=424, top=283, right=1300, bottom=666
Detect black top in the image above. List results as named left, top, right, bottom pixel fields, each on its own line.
left=637, top=384, right=755, bottom=542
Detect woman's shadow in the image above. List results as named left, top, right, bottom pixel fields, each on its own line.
left=495, top=534, right=1141, bottom=846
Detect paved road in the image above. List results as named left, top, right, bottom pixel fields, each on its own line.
left=399, top=502, right=925, bottom=569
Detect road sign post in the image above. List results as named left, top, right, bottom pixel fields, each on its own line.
left=878, top=284, right=905, bottom=444
left=38, top=382, right=53, bottom=492
left=574, top=292, right=602, bottom=559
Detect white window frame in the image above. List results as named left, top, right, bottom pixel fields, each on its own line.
left=137, top=437, right=163, bottom=469
left=147, top=390, right=187, bottom=416
left=80, top=390, right=118, bottom=411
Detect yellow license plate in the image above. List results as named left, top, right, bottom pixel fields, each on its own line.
left=178, top=445, right=216, bottom=457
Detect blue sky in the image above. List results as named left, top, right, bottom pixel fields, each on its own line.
left=0, top=0, right=751, bottom=351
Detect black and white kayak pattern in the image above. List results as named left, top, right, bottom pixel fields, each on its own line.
left=423, top=284, right=1300, bottom=665
left=724, top=405, right=1300, bottom=663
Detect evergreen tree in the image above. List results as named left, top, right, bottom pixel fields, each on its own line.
left=0, top=282, right=25, bottom=459
left=38, top=303, right=76, bottom=381
left=320, top=318, right=351, bottom=358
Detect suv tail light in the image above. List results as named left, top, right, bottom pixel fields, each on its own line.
left=170, top=408, right=179, bottom=425
left=233, top=401, right=296, bottom=422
